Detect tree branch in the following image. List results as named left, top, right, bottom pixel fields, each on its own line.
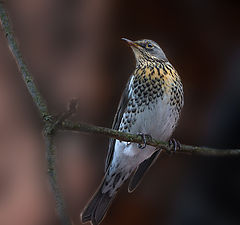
left=1, top=2, right=240, bottom=225
left=0, top=3, right=71, bottom=225
left=0, top=2, right=50, bottom=121
left=60, top=120, right=240, bottom=157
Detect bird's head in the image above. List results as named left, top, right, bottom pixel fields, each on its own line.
left=122, top=38, right=168, bottom=63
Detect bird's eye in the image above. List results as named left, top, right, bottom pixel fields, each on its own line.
left=146, top=42, right=154, bottom=49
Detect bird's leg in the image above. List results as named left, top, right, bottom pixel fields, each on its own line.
left=137, top=133, right=152, bottom=149
left=167, top=138, right=181, bottom=154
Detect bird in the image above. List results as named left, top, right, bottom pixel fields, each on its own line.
left=81, top=38, right=184, bottom=225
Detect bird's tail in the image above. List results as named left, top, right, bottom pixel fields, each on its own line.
left=81, top=178, right=114, bottom=225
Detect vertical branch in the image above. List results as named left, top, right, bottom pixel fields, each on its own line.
left=46, top=136, right=71, bottom=224
left=0, top=3, right=71, bottom=225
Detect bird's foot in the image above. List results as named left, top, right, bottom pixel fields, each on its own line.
left=137, top=133, right=152, bottom=149
left=167, top=138, right=181, bottom=155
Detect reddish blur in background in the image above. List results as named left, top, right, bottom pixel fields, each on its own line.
left=0, top=0, right=240, bottom=225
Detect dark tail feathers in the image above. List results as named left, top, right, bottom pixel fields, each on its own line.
left=81, top=188, right=113, bottom=225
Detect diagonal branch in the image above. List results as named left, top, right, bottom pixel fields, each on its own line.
left=0, top=3, right=71, bottom=225
left=60, top=120, right=240, bottom=157
left=0, top=2, right=49, bottom=121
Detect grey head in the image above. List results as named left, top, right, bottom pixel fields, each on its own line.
left=122, top=38, right=168, bottom=62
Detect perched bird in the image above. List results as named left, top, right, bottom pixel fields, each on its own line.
left=81, top=38, right=184, bottom=225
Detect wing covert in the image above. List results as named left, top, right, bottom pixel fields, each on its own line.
left=104, top=76, right=133, bottom=172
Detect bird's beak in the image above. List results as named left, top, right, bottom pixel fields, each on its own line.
left=121, top=38, right=139, bottom=48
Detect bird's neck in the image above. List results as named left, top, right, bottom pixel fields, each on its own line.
left=135, top=59, right=177, bottom=79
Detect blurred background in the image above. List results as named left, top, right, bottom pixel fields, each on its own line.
left=0, top=0, right=240, bottom=224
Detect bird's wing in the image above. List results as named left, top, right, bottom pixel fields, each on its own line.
left=104, top=75, right=133, bottom=172
left=128, top=150, right=161, bottom=192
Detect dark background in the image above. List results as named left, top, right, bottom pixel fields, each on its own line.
left=0, top=0, right=240, bottom=224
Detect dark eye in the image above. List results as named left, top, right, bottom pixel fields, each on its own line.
left=146, top=42, right=154, bottom=49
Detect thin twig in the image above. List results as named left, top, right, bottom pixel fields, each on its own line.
left=60, top=120, right=240, bottom=157
left=53, top=99, right=78, bottom=129
left=0, top=3, right=71, bottom=225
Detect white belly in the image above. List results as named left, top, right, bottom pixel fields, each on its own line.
left=130, top=96, right=178, bottom=141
